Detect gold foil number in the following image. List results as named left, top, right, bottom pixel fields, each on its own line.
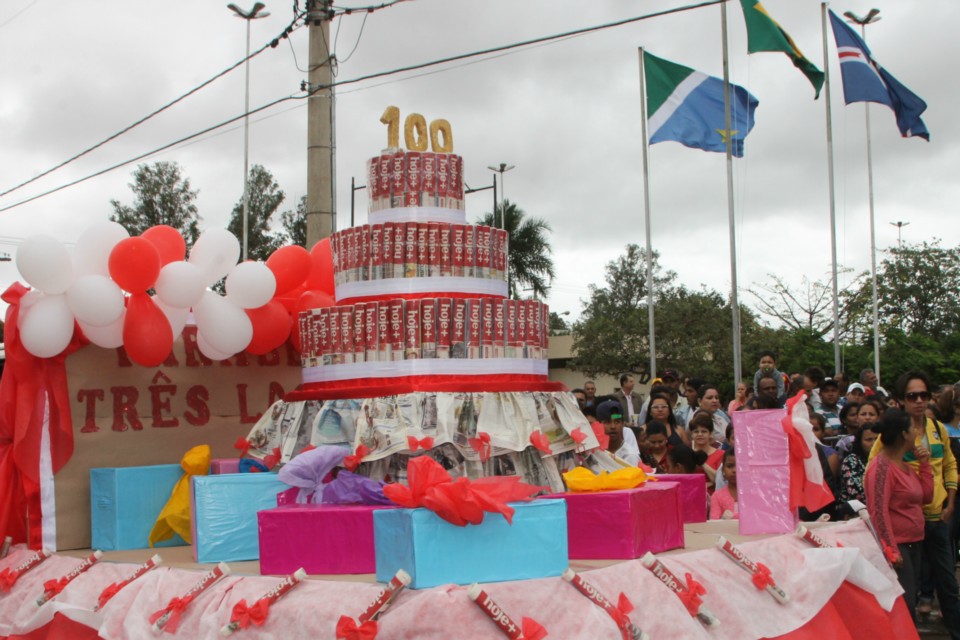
left=404, top=113, right=429, bottom=151
left=380, top=106, right=454, bottom=152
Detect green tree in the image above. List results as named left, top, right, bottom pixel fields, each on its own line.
left=279, top=195, right=308, bottom=247
left=477, top=200, right=555, bottom=299
left=549, top=311, right=570, bottom=336
left=226, top=165, right=287, bottom=260
left=110, top=161, right=201, bottom=245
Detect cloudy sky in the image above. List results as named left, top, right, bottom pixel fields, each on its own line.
left=1, top=0, right=956, bottom=323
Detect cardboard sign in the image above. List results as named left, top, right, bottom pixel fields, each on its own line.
left=55, top=328, right=301, bottom=550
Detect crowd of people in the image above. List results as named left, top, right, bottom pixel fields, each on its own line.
left=569, top=354, right=960, bottom=636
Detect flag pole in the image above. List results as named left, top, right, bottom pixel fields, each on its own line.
left=821, top=2, right=841, bottom=377
left=638, top=48, right=657, bottom=381
left=720, top=1, right=742, bottom=387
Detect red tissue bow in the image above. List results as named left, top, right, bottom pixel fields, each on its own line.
left=231, top=598, right=270, bottom=629
left=407, top=436, right=435, bottom=451
left=336, top=615, right=378, bottom=639
left=344, top=445, right=371, bottom=472
left=97, top=581, right=125, bottom=609
left=677, top=573, right=706, bottom=617
left=263, top=447, right=282, bottom=470
left=149, top=595, right=194, bottom=633
left=751, top=563, right=775, bottom=591
left=468, top=432, right=491, bottom=462
left=0, top=568, right=18, bottom=592
left=233, top=438, right=251, bottom=457
left=610, top=592, right=635, bottom=628
left=529, top=431, right=552, bottom=455
left=42, top=576, right=70, bottom=597
left=570, top=427, right=587, bottom=446
left=590, top=421, right=610, bottom=451
left=521, top=616, right=548, bottom=640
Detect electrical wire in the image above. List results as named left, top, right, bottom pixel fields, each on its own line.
left=338, top=9, right=369, bottom=64
left=0, top=0, right=40, bottom=30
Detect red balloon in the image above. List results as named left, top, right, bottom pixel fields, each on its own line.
left=141, top=225, right=187, bottom=266
left=304, top=238, right=335, bottom=295
left=123, top=293, right=173, bottom=366
left=109, top=237, right=161, bottom=292
left=266, top=245, right=312, bottom=296
left=296, top=290, right=334, bottom=313
left=245, top=300, right=292, bottom=355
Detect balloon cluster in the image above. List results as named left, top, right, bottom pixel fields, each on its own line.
left=14, top=222, right=335, bottom=366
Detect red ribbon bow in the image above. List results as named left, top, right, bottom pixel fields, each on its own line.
left=233, top=438, right=251, bottom=457
left=468, top=432, right=492, bottom=462
left=521, top=616, right=548, bottom=640
left=343, top=445, right=371, bottom=472
left=97, top=581, right=125, bottom=609
left=677, top=573, right=706, bottom=617
left=570, top=427, right=587, bottom=446
left=529, top=431, right=552, bottom=455
left=609, top=592, right=635, bottom=628
left=149, top=595, right=194, bottom=633
left=335, top=615, right=378, bottom=639
left=751, top=563, right=775, bottom=591
left=407, top=436, right=435, bottom=452
left=42, top=576, right=71, bottom=597
left=263, top=447, right=282, bottom=470
left=590, top=421, right=610, bottom=451
left=230, top=598, right=270, bottom=629
left=0, top=568, right=18, bottom=592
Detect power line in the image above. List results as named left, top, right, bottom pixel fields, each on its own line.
left=0, top=0, right=722, bottom=213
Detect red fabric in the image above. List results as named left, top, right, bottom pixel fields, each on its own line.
left=1, top=613, right=102, bottom=640
left=285, top=376, right=565, bottom=402
left=781, top=392, right=835, bottom=513
left=335, top=615, right=378, bottom=640
left=148, top=595, right=193, bottom=633
left=230, top=598, right=270, bottom=629
left=468, top=433, right=491, bottom=462
left=529, top=431, right=551, bottom=455
left=263, top=447, right=282, bottom=470
left=407, top=436, right=434, bottom=451
left=343, top=445, right=371, bottom=472
left=677, top=573, right=705, bottom=617
left=40, top=576, right=69, bottom=597
left=0, top=568, right=18, bottom=592
left=233, top=438, right=251, bottom=457
left=590, top=422, right=610, bottom=451
left=520, top=617, right=547, bottom=640
left=0, top=284, right=86, bottom=548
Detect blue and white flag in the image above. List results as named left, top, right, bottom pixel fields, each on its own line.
left=644, top=51, right=759, bottom=158
left=828, top=10, right=929, bottom=140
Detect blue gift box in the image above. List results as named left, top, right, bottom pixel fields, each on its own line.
left=90, top=464, right=187, bottom=551
left=374, top=499, right=567, bottom=589
left=191, top=473, right=289, bottom=563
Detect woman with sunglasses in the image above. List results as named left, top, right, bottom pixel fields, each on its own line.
left=642, top=393, right=689, bottom=447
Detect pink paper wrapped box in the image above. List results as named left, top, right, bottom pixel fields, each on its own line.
left=258, top=504, right=395, bottom=575
left=651, top=474, right=707, bottom=523
left=733, top=408, right=799, bottom=535
left=210, top=458, right=240, bottom=474
left=543, top=482, right=684, bottom=559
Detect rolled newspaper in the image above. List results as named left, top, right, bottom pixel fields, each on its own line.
left=640, top=553, right=719, bottom=627
left=358, top=569, right=411, bottom=623
left=219, top=568, right=307, bottom=636
left=0, top=536, right=11, bottom=559
left=151, top=562, right=230, bottom=634
left=715, top=537, right=788, bottom=604
left=36, top=550, right=103, bottom=607
left=466, top=584, right=524, bottom=639
left=0, top=548, right=51, bottom=592
left=561, top=568, right=648, bottom=640
left=94, top=554, right=162, bottom=611
left=794, top=524, right=837, bottom=549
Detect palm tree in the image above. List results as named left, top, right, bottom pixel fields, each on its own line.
left=478, top=200, right=556, bottom=299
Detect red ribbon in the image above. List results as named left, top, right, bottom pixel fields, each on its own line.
left=529, top=431, right=551, bottom=455
left=343, top=445, right=371, bottom=472
left=0, top=568, right=18, bottom=592
left=149, top=595, right=193, bottom=633
left=286, top=375, right=566, bottom=402
left=230, top=598, right=270, bottom=629
left=570, top=427, right=587, bottom=446
left=609, top=592, right=635, bottom=628
left=42, top=576, right=70, bottom=597
left=263, top=447, right=282, bottom=470
left=468, top=433, right=491, bottom=462
left=233, top=438, right=251, bottom=457
left=751, top=563, right=775, bottom=591
left=97, top=581, right=125, bottom=609
left=677, top=573, right=706, bottom=617
left=335, top=615, right=378, bottom=640
left=521, top=616, right=548, bottom=640
left=407, top=436, right=435, bottom=451
left=590, top=421, right=610, bottom=451
left=301, top=444, right=317, bottom=454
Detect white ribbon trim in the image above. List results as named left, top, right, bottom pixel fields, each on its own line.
left=302, top=358, right=548, bottom=383
left=335, top=277, right=507, bottom=302
left=367, top=206, right=466, bottom=225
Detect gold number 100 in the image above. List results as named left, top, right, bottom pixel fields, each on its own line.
left=380, top=106, right=454, bottom=153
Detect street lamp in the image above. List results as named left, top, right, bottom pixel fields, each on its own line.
left=844, top=7, right=882, bottom=384
left=889, top=220, right=910, bottom=248
left=486, top=163, right=515, bottom=229
left=228, top=2, right=270, bottom=261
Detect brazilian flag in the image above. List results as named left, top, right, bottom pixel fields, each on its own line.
left=739, top=0, right=825, bottom=98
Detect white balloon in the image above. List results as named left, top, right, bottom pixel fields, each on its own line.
left=196, top=331, right=233, bottom=361
left=193, top=290, right=252, bottom=355
left=188, top=229, right=240, bottom=284
left=154, top=297, right=189, bottom=339
left=155, top=261, right=206, bottom=309
left=225, top=262, right=276, bottom=309
left=66, top=274, right=124, bottom=327
left=74, top=221, right=129, bottom=277
left=79, top=311, right=125, bottom=349
left=20, top=294, right=75, bottom=357
left=16, top=235, right=75, bottom=295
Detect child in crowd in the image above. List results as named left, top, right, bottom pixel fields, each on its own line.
left=752, top=350, right=786, bottom=399
left=710, top=450, right=738, bottom=519
left=640, top=421, right=671, bottom=473
left=666, top=444, right=708, bottom=475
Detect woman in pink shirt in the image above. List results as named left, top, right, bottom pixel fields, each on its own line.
left=864, top=408, right=933, bottom=625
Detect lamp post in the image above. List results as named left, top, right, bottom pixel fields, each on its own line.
left=844, top=7, right=882, bottom=384
left=889, top=220, right=909, bottom=248
left=227, top=2, right=270, bottom=261
left=486, top=163, right=515, bottom=229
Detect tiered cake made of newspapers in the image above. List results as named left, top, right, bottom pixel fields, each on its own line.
left=246, top=110, right=609, bottom=490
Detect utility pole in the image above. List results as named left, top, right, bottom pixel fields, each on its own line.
left=306, top=0, right=335, bottom=248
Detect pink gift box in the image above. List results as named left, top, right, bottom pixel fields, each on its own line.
left=210, top=458, right=240, bottom=474
left=733, top=408, right=799, bottom=535
left=543, top=482, right=684, bottom=559
left=652, top=474, right=707, bottom=523
left=258, top=504, right=396, bottom=575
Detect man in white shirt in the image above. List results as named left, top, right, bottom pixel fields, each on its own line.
left=596, top=400, right=640, bottom=466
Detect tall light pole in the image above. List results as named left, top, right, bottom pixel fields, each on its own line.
left=228, top=2, right=270, bottom=261
left=487, top=163, right=515, bottom=229
left=889, top=220, right=910, bottom=248
left=844, top=8, right=882, bottom=384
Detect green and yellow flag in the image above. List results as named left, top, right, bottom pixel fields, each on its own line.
left=739, top=0, right=825, bottom=98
